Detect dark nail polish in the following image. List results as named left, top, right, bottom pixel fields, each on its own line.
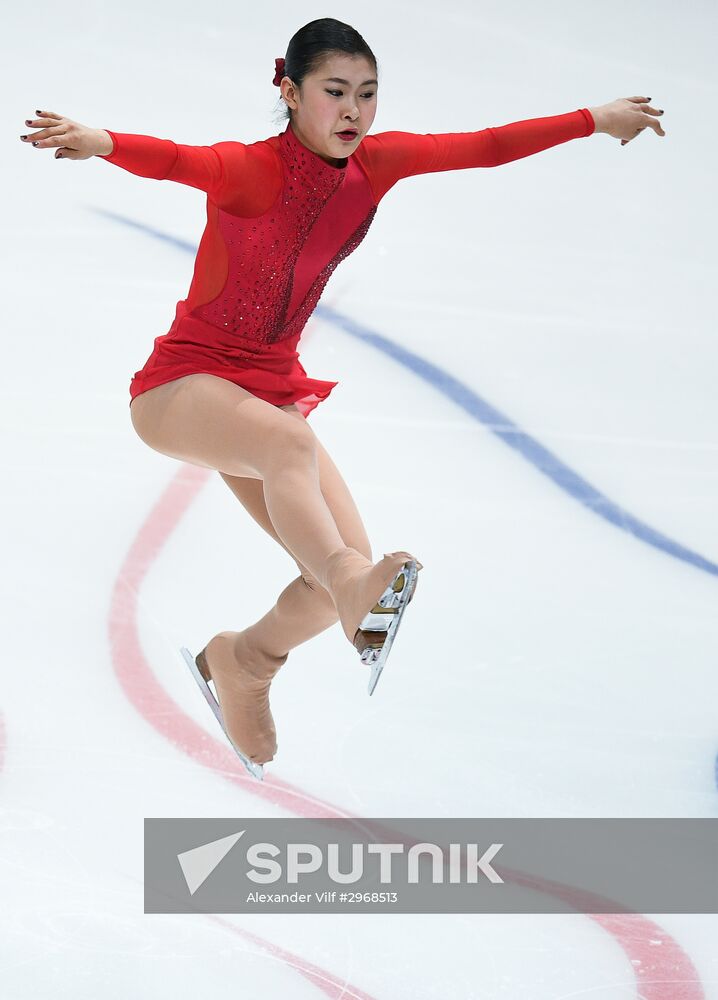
left=658, top=109, right=664, bottom=114
left=25, top=119, right=31, bottom=125
left=20, top=135, right=27, bottom=140
left=35, top=109, right=42, bottom=115
left=32, top=141, right=38, bottom=146
left=646, top=96, right=652, bottom=101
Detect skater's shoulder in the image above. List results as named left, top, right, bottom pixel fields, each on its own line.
left=352, top=129, right=439, bottom=171
left=356, top=129, right=432, bottom=150
left=351, top=130, right=436, bottom=200
left=206, top=134, right=283, bottom=211
left=209, top=133, right=283, bottom=171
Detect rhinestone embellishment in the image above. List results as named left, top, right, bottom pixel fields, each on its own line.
left=193, top=126, right=376, bottom=346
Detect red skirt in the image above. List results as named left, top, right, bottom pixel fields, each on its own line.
left=128, top=302, right=339, bottom=419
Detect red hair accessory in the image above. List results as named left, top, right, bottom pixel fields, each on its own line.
left=273, top=57, right=286, bottom=87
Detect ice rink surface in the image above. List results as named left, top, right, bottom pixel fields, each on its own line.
left=2, top=0, right=717, bottom=996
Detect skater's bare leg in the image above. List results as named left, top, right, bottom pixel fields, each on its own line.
left=201, top=414, right=380, bottom=762
left=218, top=409, right=376, bottom=657
left=185, top=402, right=374, bottom=764
left=130, top=375, right=420, bottom=615
left=131, top=386, right=420, bottom=763
left=196, top=573, right=339, bottom=764
left=130, top=374, right=352, bottom=587
left=131, top=377, right=420, bottom=645
left=242, top=575, right=339, bottom=658
left=262, top=407, right=422, bottom=646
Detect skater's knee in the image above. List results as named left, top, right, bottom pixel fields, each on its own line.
left=263, top=421, right=318, bottom=474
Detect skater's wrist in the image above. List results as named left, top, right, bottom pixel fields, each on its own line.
left=94, top=129, right=115, bottom=156
left=587, top=107, right=606, bottom=134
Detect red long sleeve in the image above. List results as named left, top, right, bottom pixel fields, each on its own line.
left=101, top=110, right=595, bottom=417
left=97, top=108, right=594, bottom=211
left=97, top=130, right=282, bottom=215
left=354, top=108, right=595, bottom=202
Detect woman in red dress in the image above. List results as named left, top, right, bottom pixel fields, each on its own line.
left=20, top=17, right=665, bottom=778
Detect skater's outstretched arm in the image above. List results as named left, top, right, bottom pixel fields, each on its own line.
left=20, top=110, right=282, bottom=213
left=356, top=96, right=666, bottom=203
left=96, top=132, right=282, bottom=212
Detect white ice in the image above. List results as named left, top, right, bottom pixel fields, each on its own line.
left=2, top=0, right=717, bottom=997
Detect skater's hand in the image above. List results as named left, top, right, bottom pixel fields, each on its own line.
left=588, top=96, right=666, bottom=145
left=19, top=110, right=113, bottom=159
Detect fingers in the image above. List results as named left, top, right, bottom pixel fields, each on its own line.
left=639, top=102, right=666, bottom=137
left=620, top=120, right=666, bottom=144
left=621, top=127, right=645, bottom=146
left=20, top=110, right=92, bottom=160
left=620, top=98, right=666, bottom=145
left=21, top=110, right=65, bottom=129
left=21, top=125, right=66, bottom=147
left=20, top=111, right=68, bottom=148
left=21, top=111, right=64, bottom=132
left=647, top=117, right=666, bottom=137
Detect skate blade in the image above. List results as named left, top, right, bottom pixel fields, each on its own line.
left=179, top=646, right=264, bottom=781
left=358, top=559, right=419, bottom=696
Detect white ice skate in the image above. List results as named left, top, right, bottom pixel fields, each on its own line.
left=179, top=646, right=265, bottom=781
left=353, top=558, right=419, bottom=695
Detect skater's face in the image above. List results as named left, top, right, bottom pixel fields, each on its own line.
left=280, top=53, right=378, bottom=167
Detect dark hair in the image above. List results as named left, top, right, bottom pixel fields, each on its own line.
left=272, top=18, right=378, bottom=126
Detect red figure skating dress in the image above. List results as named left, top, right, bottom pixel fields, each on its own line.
left=98, top=109, right=594, bottom=418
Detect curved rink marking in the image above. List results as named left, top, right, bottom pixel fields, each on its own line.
left=95, top=209, right=709, bottom=997
left=111, top=464, right=705, bottom=1000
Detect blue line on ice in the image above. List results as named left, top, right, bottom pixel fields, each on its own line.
left=321, top=304, right=718, bottom=579
left=90, top=206, right=718, bottom=579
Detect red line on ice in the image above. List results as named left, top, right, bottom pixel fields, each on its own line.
left=109, top=462, right=706, bottom=1000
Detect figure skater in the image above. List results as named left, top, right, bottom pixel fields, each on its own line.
left=20, top=17, right=665, bottom=780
